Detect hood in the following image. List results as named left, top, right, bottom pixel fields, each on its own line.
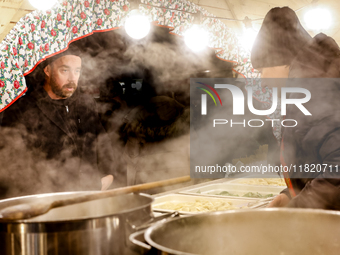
left=289, top=33, right=340, bottom=78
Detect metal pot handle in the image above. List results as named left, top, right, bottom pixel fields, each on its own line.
left=129, top=211, right=180, bottom=231
left=129, top=229, right=152, bottom=250
left=129, top=211, right=180, bottom=250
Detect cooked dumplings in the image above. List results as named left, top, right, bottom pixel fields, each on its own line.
left=234, top=178, right=286, bottom=186
left=153, top=199, right=244, bottom=212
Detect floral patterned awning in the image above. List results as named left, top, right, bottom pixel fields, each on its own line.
left=0, top=0, right=259, bottom=112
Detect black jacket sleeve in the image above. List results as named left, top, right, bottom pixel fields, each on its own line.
left=1, top=101, right=22, bottom=128
left=286, top=129, right=340, bottom=209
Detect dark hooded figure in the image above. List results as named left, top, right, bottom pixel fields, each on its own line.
left=0, top=48, right=115, bottom=198
left=251, top=7, right=311, bottom=71
left=252, top=6, right=340, bottom=209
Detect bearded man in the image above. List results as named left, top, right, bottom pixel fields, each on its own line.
left=1, top=50, right=115, bottom=197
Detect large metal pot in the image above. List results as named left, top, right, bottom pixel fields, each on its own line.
left=134, top=208, right=340, bottom=255
left=0, top=191, right=154, bottom=255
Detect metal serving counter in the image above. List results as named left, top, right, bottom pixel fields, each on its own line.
left=151, top=175, right=286, bottom=215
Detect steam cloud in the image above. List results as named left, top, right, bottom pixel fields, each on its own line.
left=0, top=26, right=225, bottom=198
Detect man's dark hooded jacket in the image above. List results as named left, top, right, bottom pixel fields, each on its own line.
left=1, top=86, right=115, bottom=195
left=281, top=33, right=340, bottom=209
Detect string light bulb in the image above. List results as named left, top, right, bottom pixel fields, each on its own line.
left=238, top=17, right=257, bottom=51
left=304, top=8, right=331, bottom=30
left=184, top=25, right=209, bottom=52
left=125, top=9, right=151, bottom=39
left=241, top=28, right=257, bottom=51
left=184, top=11, right=209, bottom=52
left=28, top=0, right=58, bottom=11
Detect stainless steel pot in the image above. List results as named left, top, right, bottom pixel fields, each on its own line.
left=133, top=208, right=340, bottom=255
left=0, top=191, right=154, bottom=255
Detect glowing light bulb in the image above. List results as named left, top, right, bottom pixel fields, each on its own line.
left=125, top=10, right=150, bottom=40
left=241, top=28, right=257, bottom=51
left=184, top=25, right=209, bottom=52
left=28, top=0, right=58, bottom=11
left=304, top=8, right=332, bottom=30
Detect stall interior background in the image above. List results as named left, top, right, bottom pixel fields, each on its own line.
left=1, top=0, right=340, bottom=45
left=0, top=0, right=340, bottom=198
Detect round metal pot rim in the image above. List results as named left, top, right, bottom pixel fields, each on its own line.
left=0, top=191, right=154, bottom=224
left=144, top=207, right=340, bottom=255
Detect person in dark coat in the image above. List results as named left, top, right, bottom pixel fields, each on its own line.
left=251, top=6, right=340, bottom=209
left=0, top=51, right=115, bottom=198
left=281, top=34, right=340, bottom=209
left=251, top=7, right=312, bottom=170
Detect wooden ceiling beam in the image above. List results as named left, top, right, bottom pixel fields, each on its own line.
left=224, top=0, right=244, bottom=33
left=0, top=0, right=25, bottom=41
left=1, top=5, right=34, bottom=11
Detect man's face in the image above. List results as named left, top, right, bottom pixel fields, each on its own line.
left=45, top=55, right=82, bottom=99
